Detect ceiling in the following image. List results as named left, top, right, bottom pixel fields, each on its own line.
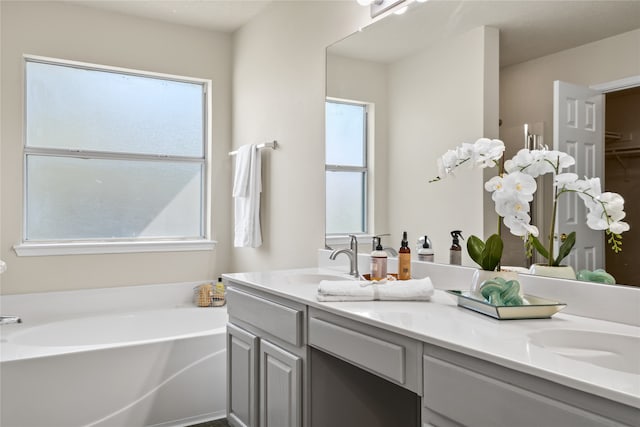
left=60, top=0, right=640, bottom=66
left=329, top=0, right=640, bottom=67
left=66, top=0, right=275, bottom=32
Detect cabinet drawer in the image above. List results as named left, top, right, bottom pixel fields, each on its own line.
left=308, top=309, right=421, bottom=393
left=227, top=287, right=303, bottom=347
left=423, top=355, right=614, bottom=427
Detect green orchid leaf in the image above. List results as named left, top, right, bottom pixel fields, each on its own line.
left=482, top=234, right=503, bottom=271
left=529, top=235, right=549, bottom=261
left=554, top=231, right=576, bottom=266
left=467, top=235, right=485, bottom=268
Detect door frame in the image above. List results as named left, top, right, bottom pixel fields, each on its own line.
left=591, top=74, right=640, bottom=280
left=591, top=75, right=640, bottom=93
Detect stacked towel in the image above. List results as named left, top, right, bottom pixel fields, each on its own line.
left=233, top=144, right=262, bottom=248
left=317, top=277, right=434, bottom=302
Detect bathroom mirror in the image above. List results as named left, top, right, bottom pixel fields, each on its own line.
left=325, top=0, right=640, bottom=286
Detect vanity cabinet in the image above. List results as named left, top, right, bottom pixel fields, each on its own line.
left=259, top=339, right=302, bottom=427
left=227, top=323, right=259, bottom=427
left=224, top=273, right=639, bottom=427
left=422, top=343, right=638, bottom=427
left=308, top=307, right=422, bottom=394
left=226, top=284, right=306, bottom=427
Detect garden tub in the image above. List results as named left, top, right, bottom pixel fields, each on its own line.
left=0, top=283, right=227, bottom=427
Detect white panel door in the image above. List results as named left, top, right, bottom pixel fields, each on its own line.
left=553, top=80, right=604, bottom=271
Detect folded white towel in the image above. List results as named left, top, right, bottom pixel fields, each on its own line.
left=317, top=277, right=434, bottom=302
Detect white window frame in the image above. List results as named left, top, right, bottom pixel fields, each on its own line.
left=325, top=98, right=372, bottom=246
left=14, top=55, right=215, bottom=256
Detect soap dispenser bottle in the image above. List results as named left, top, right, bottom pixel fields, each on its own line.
left=370, top=236, right=388, bottom=281
left=450, top=230, right=464, bottom=265
left=417, top=235, right=434, bottom=262
left=398, top=231, right=411, bottom=280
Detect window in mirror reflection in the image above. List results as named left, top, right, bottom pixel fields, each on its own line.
left=325, top=100, right=368, bottom=235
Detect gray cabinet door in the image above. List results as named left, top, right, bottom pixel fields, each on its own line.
left=227, top=323, right=259, bottom=427
left=260, top=339, right=302, bottom=427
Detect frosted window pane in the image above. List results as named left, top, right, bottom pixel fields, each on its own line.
left=26, top=61, right=204, bottom=157
left=326, top=171, right=365, bottom=234
left=26, top=156, right=203, bottom=241
left=325, top=101, right=365, bottom=166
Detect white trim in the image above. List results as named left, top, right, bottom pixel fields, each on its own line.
left=23, top=54, right=211, bottom=85
left=13, top=239, right=217, bottom=257
left=326, top=234, right=374, bottom=248
left=591, top=75, right=640, bottom=93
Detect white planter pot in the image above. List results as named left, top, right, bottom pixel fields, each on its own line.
left=528, top=264, right=576, bottom=280
left=470, top=269, right=520, bottom=299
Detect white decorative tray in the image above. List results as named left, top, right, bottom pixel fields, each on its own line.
left=446, top=290, right=567, bottom=320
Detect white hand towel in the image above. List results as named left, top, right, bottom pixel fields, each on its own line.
left=232, top=144, right=252, bottom=198
left=317, top=277, right=434, bottom=302
left=234, top=144, right=262, bottom=247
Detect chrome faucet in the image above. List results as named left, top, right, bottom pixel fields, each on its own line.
left=0, top=315, right=22, bottom=325
left=329, top=234, right=360, bottom=278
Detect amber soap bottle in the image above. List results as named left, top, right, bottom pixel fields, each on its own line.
left=398, top=231, right=411, bottom=280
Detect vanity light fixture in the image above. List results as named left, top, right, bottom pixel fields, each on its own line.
left=358, top=0, right=406, bottom=18
left=394, top=5, right=409, bottom=14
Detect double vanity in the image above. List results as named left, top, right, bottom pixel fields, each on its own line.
left=223, top=260, right=640, bottom=427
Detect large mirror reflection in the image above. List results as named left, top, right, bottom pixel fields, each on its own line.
left=325, top=0, right=640, bottom=286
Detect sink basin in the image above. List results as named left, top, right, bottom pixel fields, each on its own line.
left=286, top=273, right=355, bottom=284
left=528, top=329, right=640, bottom=374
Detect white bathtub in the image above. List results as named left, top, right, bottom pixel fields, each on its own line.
left=0, top=283, right=228, bottom=427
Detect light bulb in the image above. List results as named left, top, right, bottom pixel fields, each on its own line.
left=357, top=0, right=373, bottom=6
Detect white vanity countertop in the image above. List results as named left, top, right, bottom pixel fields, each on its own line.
left=223, top=268, right=640, bottom=409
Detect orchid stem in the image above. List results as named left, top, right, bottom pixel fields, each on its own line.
left=548, top=187, right=559, bottom=266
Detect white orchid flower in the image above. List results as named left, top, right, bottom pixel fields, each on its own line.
left=437, top=149, right=460, bottom=178
left=472, top=138, right=505, bottom=168
left=563, top=178, right=592, bottom=192
left=583, top=191, right=628, bottom=235
left=542, top=150, right=575, bottom=172
left=457, top=143, right=474, bottom=159
left=600, top=192, right=625, bottom=212
left=504, top=148, right=534, bottom=174
left=505, top=148, right=575, bottom=178
left=495, top=196, right=531, bottom=218
left=554, top=173, right=578, bottom=186
left=609, top=221, right=630, bottom=234
left=433, top=137, right=629, bottom=260
left=486, top=171, right=536, bottom=202
left=505, top=148, right=554, bottom=176
left=484, top=175, right=503, bottom=192
left=504, top=212, right=539, bottom=237
left=433, top=138, right=504, bottom=181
